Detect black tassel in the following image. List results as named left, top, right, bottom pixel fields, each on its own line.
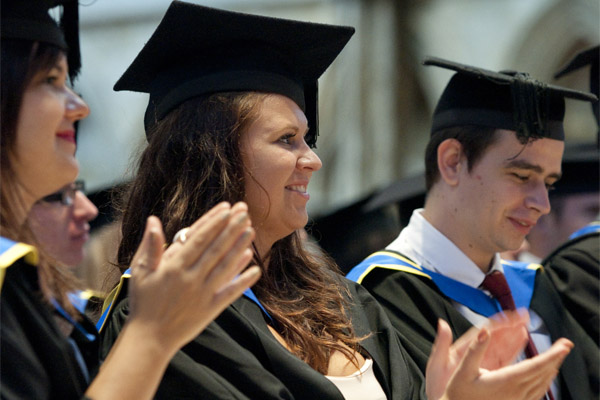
left=60, top=1, right=81, bottom=81
left=510, top=72, right=547, bottom=143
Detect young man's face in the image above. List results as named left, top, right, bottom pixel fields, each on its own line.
left=455, top=129, right=564, bottom=258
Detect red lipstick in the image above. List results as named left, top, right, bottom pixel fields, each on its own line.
left=57, top=130, right=76, bottom=144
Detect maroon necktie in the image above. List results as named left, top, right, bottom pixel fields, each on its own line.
left=481, top=270, right=555, bottom=400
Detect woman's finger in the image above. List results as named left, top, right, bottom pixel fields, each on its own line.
left=164, top=204, right=234, bottom=269
left=130, top=216, right=165, bottom=273
left=212, top=266, right=262, bottom=310
left=184, top=201, right=231, bottom=236
left=168, top=202, right=231, bottom=247
left=187, top=208, right=251, bottom=279
left=203, top=229, right=255, bottom=290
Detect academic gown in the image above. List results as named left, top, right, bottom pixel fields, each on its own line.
left=542, top=225, right=599, bottom=343
left=347, top=250, right=599, bottom=400
left=0, top=238, right=98, bottom=400
left=98, top=276, right=427, bottom=400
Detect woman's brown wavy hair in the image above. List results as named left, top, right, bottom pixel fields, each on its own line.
left=117, top=92, right=362, bottom=373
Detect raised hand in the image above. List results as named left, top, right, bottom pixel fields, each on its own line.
left=452, top=310, right=531, bottom=370
left=127, top=201, right=261, bottom=351
left=87, top=202, right=261, bottom=399
left=426, top=319, right=572, bottom=400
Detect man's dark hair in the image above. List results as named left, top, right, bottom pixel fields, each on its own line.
left=424, top=125, right=499, bottom=192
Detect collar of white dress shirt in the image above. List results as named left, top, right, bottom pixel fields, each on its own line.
left=386, top=208, right=504, bottom=289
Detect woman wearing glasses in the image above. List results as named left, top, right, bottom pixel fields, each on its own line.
left=0, top=1, right=260, bottom=398
left=28, top=181, right=98, bottom=268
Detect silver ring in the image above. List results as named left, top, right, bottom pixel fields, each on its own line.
left=173, top=227, right=190, bottom=244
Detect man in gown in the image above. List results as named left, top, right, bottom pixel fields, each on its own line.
left=347, top=57, right=599, bottom=400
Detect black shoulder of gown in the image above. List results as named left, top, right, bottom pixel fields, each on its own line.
left=354, top=251, right=599, bottom=400
left=99, top=275, right=427, bottom=399
left=542, top=230, right=599, bottom=342
left=1, top=255, right=98, bottom=399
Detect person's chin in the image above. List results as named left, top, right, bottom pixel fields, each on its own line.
left=283, top=219, right=308, bottom=238
left=51, top=159, right=79, bottom=190
left=296, top=214, right=309, bottom=229
left=64, top=254, right=84, bottom=268
left=499, top=238, right=525, bottom=256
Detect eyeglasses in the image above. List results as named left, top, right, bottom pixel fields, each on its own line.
left=40, top=181, right=85, bottom=206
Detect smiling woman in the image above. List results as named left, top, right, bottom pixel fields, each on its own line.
left=13, top=55, right=88, bottom=204
left=1, top=12, right=90, bottom=316
left=96, top=2, right=568, bottom=400
left=0, top=0, right=260, bottom=398
left=240, top=94, right=322, bottom=254
left=98, top=2, right=409, bottom=398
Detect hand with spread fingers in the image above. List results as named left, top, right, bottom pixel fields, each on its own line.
left=127, top=201, right=260, bottom=350
left=426, top=319, right=573, bottom=400
left=87, top=202, right=260, bottom=398
left=448, top=310, right=531, bottom=371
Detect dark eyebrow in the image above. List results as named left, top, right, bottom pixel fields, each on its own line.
left=52, top=63, right=65, bottom=73
left=504, top=159, right=562, bottom=181
left=269, top=123, right=309, bottom=137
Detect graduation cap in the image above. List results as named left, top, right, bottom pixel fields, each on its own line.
left=424, top=56, right=598, bottom=142
left=114, top=0, right=355, bottom=145
left=554, top=45, right=599, bottom=131
left=363, top=173, right=426, bottom=227
left=1, top=0, right=81, bottom=80
left=308, top=194, right=402, bottom=273
left=551, top=142, right=599, bottom=197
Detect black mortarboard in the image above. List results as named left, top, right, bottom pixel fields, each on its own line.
left=114, top=0, right=355, bottom=145
left=425, top=56, right=598, bottom=142
left=554, top=45, right=599, bottom=129
left=363, top=173, right=426, bottom=227
left=1, top=0, right=81, bottom=80
left=551, top=143, right=599, bottom=196
left=308, top=194, right=402, bottom=273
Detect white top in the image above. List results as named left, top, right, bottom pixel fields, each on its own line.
left=386, top=208, right=558, bottom=398
left=325, top=358, right=387, bottom=400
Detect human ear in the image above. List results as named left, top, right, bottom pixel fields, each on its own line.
left=437, top=138, right=464, bottom=186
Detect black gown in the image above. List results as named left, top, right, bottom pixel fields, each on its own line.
left=0, top=240, right=98, bottom=400
left=543, top=226, right=599, bottom=343
left=98, top=276, right=427, bottom=399
left=348, top=250, right=599, bottom=400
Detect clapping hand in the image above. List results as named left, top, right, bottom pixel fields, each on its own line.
left=426, top=314, right=572, bottom=400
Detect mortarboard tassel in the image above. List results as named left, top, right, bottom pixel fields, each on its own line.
left=510, top=72, right=547, bottom=143
left=60, top=1, right=81, bottom=81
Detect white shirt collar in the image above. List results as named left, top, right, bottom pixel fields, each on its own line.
left=386, top=208, right=503, bottom=288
